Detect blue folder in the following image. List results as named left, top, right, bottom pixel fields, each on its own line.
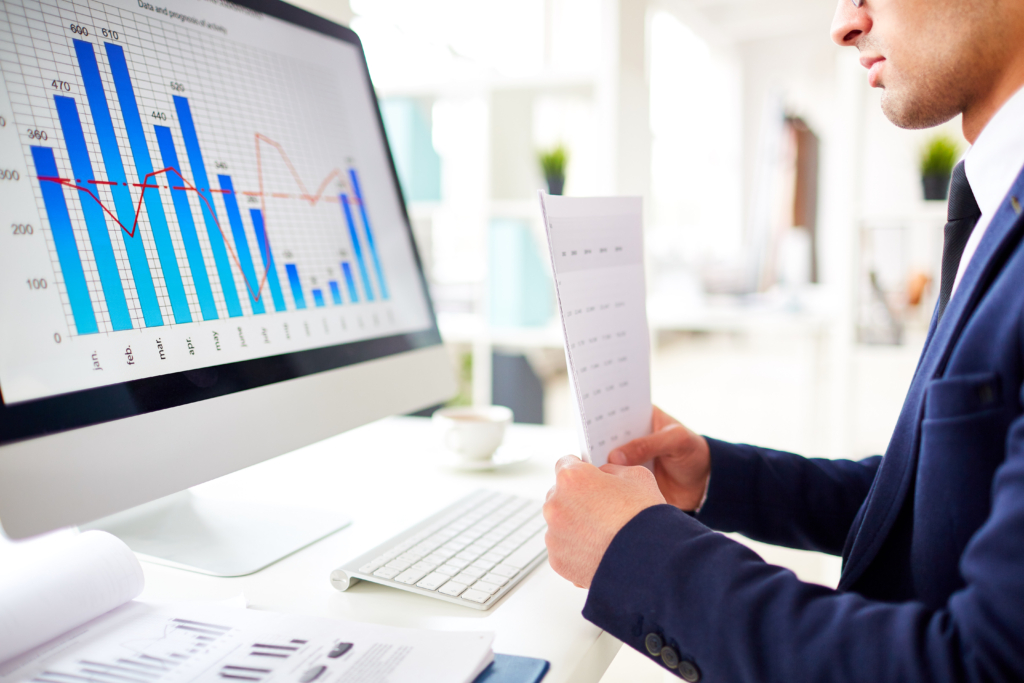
left=473, top=654, right=550, bottom=683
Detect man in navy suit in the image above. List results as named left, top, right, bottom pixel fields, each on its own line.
left=543, top=0, right=1024, bottom=680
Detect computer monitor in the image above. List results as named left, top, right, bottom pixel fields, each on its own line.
left=0, top=0, right=455, bottom=573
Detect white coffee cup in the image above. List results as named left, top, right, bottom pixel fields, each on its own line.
left=432, top=405, right=513, bottom=461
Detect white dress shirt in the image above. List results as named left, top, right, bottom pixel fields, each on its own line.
left=951, top=85, right=1024, bottom=298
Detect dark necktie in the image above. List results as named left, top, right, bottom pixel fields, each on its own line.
left=937, top=161, right=982, bottom=321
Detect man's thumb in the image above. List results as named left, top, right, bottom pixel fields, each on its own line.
left=608, top=424, right=683, bottom=465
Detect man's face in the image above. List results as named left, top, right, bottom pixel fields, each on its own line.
left=831, top=0, right=1005, bottom=129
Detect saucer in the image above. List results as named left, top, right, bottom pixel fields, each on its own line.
left=441, top=446, right=532, bottom=472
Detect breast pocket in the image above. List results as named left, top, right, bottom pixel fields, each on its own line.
left=914, top=371, right=1010, bottom=605
left=923, top=371, right=1003, bottom=420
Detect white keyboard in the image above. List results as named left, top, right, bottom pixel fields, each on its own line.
left=330, top=490, right=548, bottom=610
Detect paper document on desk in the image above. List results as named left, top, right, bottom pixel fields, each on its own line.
left=0, top=532, right=494, bottom=683
left=538, top=193, right=652, bottom=467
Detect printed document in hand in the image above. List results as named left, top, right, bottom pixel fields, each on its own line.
left=0, top=532, right=493, bottom=683
left=538, top=193, right=652, bottom=466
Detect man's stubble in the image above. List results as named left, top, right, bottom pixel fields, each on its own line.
left=873, top=0, right=1005, bottom=131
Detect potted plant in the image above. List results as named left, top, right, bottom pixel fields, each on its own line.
left=539, top=144, right=568, bottom=195
left=920, top=134, right=960, bottom=201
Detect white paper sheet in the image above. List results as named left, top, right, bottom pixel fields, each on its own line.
left=539, top=194, right=652, bottom=466
left=0, top=531, right=144, bottom=665
left=0, top=600, right=494, bottom=683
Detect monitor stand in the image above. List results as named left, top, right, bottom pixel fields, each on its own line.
left=82, top=490, right=350, bottom=577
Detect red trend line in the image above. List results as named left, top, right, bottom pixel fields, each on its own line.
left=38, top=132, right=353, bottom=310
left=252, top=133, right=347, bottom=310
left=39, top=167, right=271, bottom=304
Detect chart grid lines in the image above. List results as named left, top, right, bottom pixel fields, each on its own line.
left=0, top=0, right=432, bottom=404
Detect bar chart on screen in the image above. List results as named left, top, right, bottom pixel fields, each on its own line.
left=0, top=0, right=430, bottom=403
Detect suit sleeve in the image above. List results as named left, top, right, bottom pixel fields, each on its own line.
left=584, top=414, right=1024, bottom=683
left=696, top=438, right=880, bottom=555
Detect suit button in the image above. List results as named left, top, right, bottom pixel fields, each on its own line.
left=660, top=646, right=680, bottom=669
left=644, top=633, right=663, bottom=656
left=677, top=660, right=701, bottom=682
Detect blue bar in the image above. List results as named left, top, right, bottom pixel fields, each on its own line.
left=286, top=264, right=306, bottom=309
left=348, top=169, right=389, bottom=299
left=248, top=209, right=287, bottom=312
left=105, top=43, right=190, bottom=324
left=217, top=176, right=264, bottom=315
left=153, top=125, right=218, bottom=321
left=340, top=193, right=375, bottom=301
left=73, top=39, right=162, bottom=327
left=312, top=289, right=325, bottom=307
left=173, top=95, right=243, bottom=318
left=31, top=146, right=97, bottom=335
left=329, top=281, right=342, bottom=305
left=341, top=262, right=359, bottom=303
left=52, top=95, right=132, bottom=331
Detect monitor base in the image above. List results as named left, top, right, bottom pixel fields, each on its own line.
left=82, top=490, right=350, bottom=577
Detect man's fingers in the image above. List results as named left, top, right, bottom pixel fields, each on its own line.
left=608, top=423, right=685, bottom=465
left=601, top=463, right=658, bottom=486
left=555, top=454, right=584, bottom=473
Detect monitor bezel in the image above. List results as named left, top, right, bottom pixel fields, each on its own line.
left=0, top=0, right=442, bottom=446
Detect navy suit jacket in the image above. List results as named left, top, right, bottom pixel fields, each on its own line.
left=584, top=165, right=1024, bottom=682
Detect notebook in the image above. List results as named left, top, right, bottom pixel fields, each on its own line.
left=473, top=654, right=550, bottom=683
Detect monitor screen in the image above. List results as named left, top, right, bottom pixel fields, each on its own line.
left=0, top=0, right=440, bottom=444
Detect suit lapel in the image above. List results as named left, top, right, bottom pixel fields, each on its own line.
left=838, top=168, right=1024, bottom=591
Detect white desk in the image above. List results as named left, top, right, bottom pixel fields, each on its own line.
left=137, top=417, right=621, bottom=683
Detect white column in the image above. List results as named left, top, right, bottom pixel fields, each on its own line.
left=598, top=0, right=652, bottom=205
left=819, top=50, right=866, bottom=460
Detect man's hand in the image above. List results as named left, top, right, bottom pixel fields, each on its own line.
left=543, top=455, right=666, bottom=588
left=607, top=406, right=711, bottom=511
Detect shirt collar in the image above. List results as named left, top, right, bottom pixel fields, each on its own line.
left=963, top=84, right=1024, bottom=222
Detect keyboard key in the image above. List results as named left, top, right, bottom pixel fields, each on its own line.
left=373, top=566, right=401, bottom=579
left=411, top=561, right=439, bottom=572
left=416, top=572, right=450, bottom=590
left=453, top=569, right=484, bottom=584
left=460, top=589, right=491, bottom=604
left=447, top=557, right=471, bottom=568
left=481, top=551, right=506, bottom=563
left=436, top=564, right=460, bottom=576
left=482, top=572, right=510, bottom=586
left=395, top=568, right=430, bottom=584
left=359, top=559, right=386, bottom=573
left=472, top=580, right=501, bottom=595
left=439, top=581, right=469, bottom=597
left=504, top=533, right=547, bottom=569
left=385, top=559, right=412, bottom=571
left=425, top=552, right=450, bottom=564
left=455, top=551, right=479, bottom=562
left=471, top=559, right=496, bottom=571
left=490, top=564, right=520, bottom=578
